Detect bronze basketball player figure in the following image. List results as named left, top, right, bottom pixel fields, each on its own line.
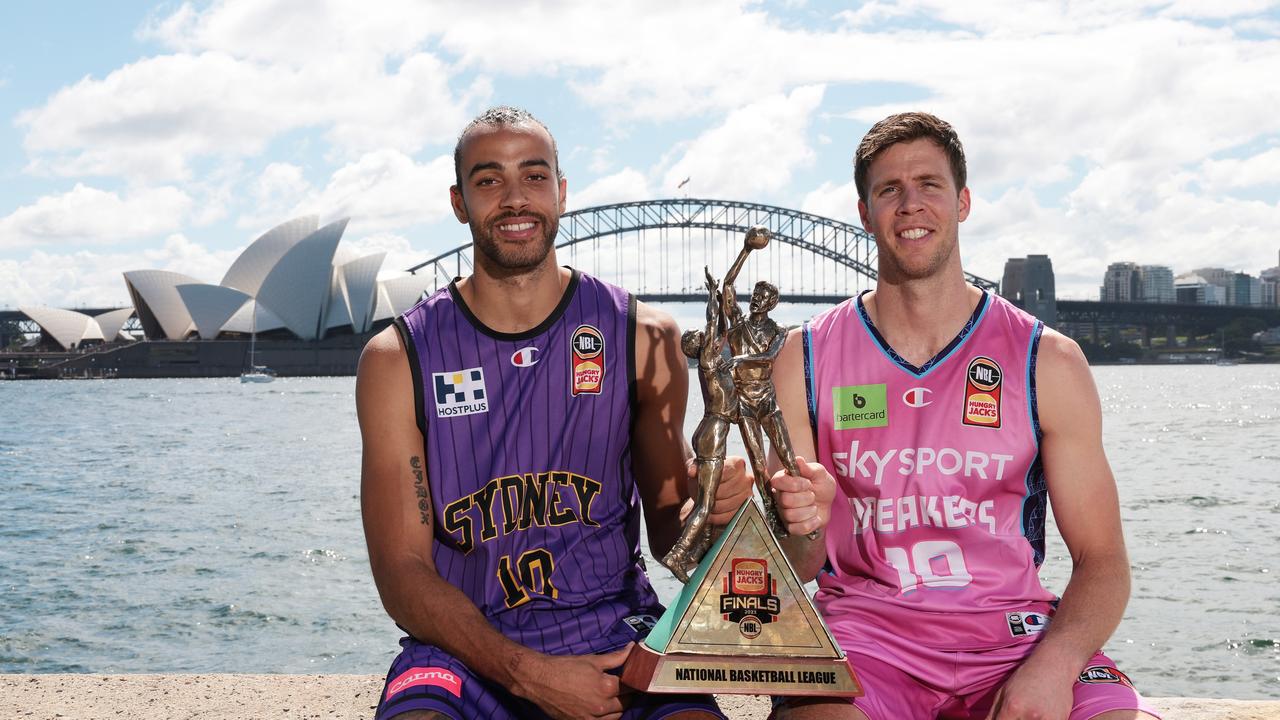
left=661, top=268, right=739, bottom=582
left=722, top=226, right=800, bottom=538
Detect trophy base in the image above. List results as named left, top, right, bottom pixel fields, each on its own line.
left=622, top=642, right=861, bottom=696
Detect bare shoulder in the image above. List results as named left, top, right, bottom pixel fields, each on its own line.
left=1036, top=327, right=1091, bottom=383
left=1035, top=327, right=1100, bottom=432
left=635, top=300, right=680, bottom=339
left=633, top=301, right=682, bottom=366
left=357, top=325, right=409, bottom=397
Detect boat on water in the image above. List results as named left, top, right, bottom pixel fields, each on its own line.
left=240, top=305, right=275, bottom=383
left=240, top=364, right=276, bottom=383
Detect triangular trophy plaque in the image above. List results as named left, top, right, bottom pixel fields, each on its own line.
left=623, top=500, right=861, bottom=696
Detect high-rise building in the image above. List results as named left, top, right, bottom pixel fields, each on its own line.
left=1175, top=273, right=1226, bottom=305
left=1101, top=262, right=1141, bottom=302
left=1260, top=260, right=1279, bottom=307
left=1001, top=254, right=1056, bottom=324
left=1138, top=265, right=1174, bottom=303
left=1231, top=272, right=1262, bottom=306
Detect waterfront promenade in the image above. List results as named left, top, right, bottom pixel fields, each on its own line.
left=2, top=675, right=1277, bottom=719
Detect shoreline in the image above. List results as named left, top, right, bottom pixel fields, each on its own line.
left=3, top=675, right=1279, bottom=719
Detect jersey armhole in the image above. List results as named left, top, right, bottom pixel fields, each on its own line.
left=803, top=321, right=818, bottom=445
left=393, top=315, right=428, bottom=440
left=1026, top=321, right=1044, bottom=442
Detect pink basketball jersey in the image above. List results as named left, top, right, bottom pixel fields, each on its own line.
left=805, top=290, right=1057, bottom=650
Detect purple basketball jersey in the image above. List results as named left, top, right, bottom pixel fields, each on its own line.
left=394, top=269, right=660, bottom=656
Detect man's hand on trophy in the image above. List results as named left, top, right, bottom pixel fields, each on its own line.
left=682, top=455, right=752, bottom=526
left=768, top=456, right=836, bottom=539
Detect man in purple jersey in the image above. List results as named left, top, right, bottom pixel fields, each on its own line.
left=357, top=106, right=750, bottom=720
left=764, top=113, right=1158, bottom=719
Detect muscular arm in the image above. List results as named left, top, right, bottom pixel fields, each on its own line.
left=358, top=327, right=626, bottom=719
left=988, top=330, right=1132, bottom=719
left=631, top=304, right=695, bottom=558
left=767, top=326, right=835, bottom=581
left=633, top=303, right=751, bottom=558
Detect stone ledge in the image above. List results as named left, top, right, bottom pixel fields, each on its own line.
left=2, top=674, right=1276, bottom=719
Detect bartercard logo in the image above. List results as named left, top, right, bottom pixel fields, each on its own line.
left=433, top=367, right=488, bottom=418
left=832, top=384, right=888, bottom=429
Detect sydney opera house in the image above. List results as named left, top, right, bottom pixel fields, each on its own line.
left=9, top=216, right=436, bottom=377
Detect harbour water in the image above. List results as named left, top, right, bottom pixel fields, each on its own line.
left=1, top=364, right=1277, bottom=699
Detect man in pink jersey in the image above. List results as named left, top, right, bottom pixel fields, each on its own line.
left=763, top=112, right=1160, bottom=720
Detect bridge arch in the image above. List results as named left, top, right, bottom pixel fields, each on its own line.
left=408, top=198, right=997, bottom=301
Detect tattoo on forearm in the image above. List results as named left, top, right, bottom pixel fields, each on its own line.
left=410, top=456, right=431, bottom=526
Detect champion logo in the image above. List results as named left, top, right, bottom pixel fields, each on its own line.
left=511, top=346, right=539, bottom=367
left=902, top=387, right=932, bottom=408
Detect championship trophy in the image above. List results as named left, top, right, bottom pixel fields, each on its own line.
left=621, top=227, right=861, bottom=697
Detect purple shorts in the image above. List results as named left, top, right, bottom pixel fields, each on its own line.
left=376, top=614, right=725, bottom=720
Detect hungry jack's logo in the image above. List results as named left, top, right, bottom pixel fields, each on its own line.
left=570, top=324, right=604, bottom=396
left=962, top=356, right=1002, bottom=428
left=719, top=557, right=781, bottom=639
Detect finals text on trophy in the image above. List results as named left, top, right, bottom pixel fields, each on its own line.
left=622, top=227, right=861, bottom=697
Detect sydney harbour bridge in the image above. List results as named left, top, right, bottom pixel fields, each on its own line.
left=6, top=199, right=1278, bottom=376
left=407, top=198, right=1000, bottom=302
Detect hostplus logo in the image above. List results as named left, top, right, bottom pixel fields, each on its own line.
left=832, top=384, right=888, bottom=430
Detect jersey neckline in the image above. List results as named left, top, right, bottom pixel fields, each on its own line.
left=854, top=288, right=990, bottom=378
left=447, top=267, right=582, bottom=341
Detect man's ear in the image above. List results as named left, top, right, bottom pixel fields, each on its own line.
left=857, top=198, right=870, bottom=229
left=557, top=176, right=567, bottom=215
left=450, top=186, right=468, bottom=224
left=957, top=186, right=970, bottom=223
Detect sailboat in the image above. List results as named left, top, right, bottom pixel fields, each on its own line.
left=240, top=301, right=276, bottom=383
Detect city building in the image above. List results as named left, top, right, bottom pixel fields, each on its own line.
left=1101, top=262, right=1141, bottom=302
left=1175, top=273, right=1226, bottom=305
left=1139, top=265, right=1175, bottom=303
left=1001, top=254, right=1057, bottom=324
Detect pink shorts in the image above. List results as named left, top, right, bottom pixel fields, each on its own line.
left=778, top=633, right=1159, bottom=720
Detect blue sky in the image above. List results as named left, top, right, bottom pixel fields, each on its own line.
left=2, top=0, right=1279, bottom=309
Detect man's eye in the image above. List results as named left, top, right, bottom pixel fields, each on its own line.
left=527, top=173, right=547, bottom=181
left=879, top=186, right=898, bottom=197
left=476, top=178, right=497, bottom=186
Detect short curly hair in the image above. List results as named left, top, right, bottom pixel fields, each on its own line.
left=453, top=106, right=562, bottom=188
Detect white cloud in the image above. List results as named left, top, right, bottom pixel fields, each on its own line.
left=17, top=45, right=480, bottom=183
left=0, top=184, right=193, bottom=250
left=340, top=232, right=428, bottom=279
left=289, top=150, right=456, bottom=235
left=661, top=85, right=826, bottom=201
left=567, top=168, right=651, bottom=211
left=1197, top=147, right=1280, bottom=193
left=0, top=234, right=237, bottom=309
left=799, top=180, right=859, bottom=226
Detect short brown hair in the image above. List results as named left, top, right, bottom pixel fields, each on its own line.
left=853, top=112, right=966, bottom=203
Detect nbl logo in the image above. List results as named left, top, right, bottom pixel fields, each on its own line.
left=968, top=358, right=1002, bottom=390
left=963, top=356, right=1002, bottom=428
left=572, top=331, right=603, bottom=357
left=570, top=325, right=605, bottom=396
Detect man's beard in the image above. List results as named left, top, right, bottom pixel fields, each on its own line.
left=471, top=211, right=559, bottom=273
